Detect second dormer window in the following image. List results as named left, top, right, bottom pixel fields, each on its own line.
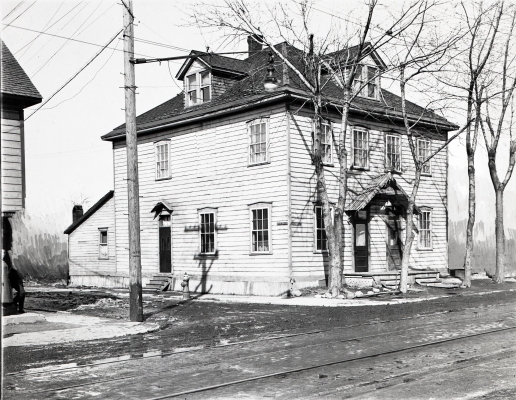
left=353, top=65, right=378, bottom=99
left=186, top=71, right=211, bottom=106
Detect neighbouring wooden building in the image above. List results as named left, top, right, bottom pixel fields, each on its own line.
left=66, top=39, right=457, bottom=294
left=1, top=40, right=42, bottom=255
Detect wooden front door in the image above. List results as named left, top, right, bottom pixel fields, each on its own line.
left=354, top=212, right=369, bottom=272
left=159, top=215, right=171, bottom=273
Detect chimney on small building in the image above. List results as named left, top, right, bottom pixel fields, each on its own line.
left=247, top=35, right=263, bottom=57
left=73, top=205, right=83, bottom=223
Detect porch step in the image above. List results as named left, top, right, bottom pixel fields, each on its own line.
left=144, top=275, right=172, bottom=292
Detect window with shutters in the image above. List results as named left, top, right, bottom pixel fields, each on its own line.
left=199, top=209, right=217, bottom=255
left=98, top=229, right=108, bottom=259
left=155, top=141, right=171, bottom=180
left=248, top=119, right=269, bottom=166
left=249, top=203, right=272, bottom=254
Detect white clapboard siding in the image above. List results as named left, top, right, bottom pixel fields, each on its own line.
left=1, top=118, right=24, bottom=211
left=288, top=112, right=448, bottom=277
left=113, top=107, right=290, bottom=280
left=68, top=197, right=116, bottom=276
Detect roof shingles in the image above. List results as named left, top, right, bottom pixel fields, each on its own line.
left=1, top=40, right=42, bottom=102
left=105, top=42, right=455, bottom=140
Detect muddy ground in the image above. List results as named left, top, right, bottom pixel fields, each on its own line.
left=5, top=280, right=516, bottom=374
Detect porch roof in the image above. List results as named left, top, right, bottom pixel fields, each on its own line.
left=346, top=172, right=419, bottom=213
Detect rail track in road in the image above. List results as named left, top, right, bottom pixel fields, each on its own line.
left=7, top=305, right=516, bottom=399
left=7, top=301, right=513, bottom=379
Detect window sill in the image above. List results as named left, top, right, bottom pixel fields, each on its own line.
left=416, top=247, right=433, bottom=251
left=194, top=251, right=219, bottom=260
left=349, top=166, right=369, bottom=173
left=98, top=257, right=109, bottom=260
left=248, top=161, right=271, bottom=168
left=313, top=250, right=329, bottom=254
left=420, top=172, right=432, bottom=177
left=156, top=176, right=172, bottom=181
left=323, top=163, right=334, bottom=167
left=249, top=251, right=273, bottom=256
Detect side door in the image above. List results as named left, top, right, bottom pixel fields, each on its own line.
left=353, top=210, right=369, bottom=273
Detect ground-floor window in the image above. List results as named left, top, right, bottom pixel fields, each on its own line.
left=314, top=205, right=328, bottom=252
left=249, top=203, right=272, bottom=254
left=419, top=209, right=432, bottom=249
left=98, top=229, right=108, bottom=259
left=199, top=208, right=217, bottom=254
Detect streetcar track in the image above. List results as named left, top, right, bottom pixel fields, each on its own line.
left=15, top=318, right=516, bottom=397
left=146, top=325, right=516, bottom=400
left=7, top=303, right=515, bottom=378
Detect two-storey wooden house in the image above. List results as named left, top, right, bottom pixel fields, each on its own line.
left=67, top=39, right=456, bottom=295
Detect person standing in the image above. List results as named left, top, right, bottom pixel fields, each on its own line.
left=4, top=251, right=25, bottom=314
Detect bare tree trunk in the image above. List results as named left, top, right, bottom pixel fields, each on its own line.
left=463, top=149, right=475, bottom=287
left=399, top=169, right=422, bottom=293
left=494, top=188, right=506, bottom=283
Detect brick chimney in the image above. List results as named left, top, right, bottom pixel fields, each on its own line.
left=247, top=35, right=263, bottom=57
left=73, top=205, right=83, bottom=223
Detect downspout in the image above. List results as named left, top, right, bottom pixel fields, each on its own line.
left=286, top=110, right=293, bottom=291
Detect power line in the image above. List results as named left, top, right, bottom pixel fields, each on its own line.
left=4, top=23, right=154, bottom=58
left=3, top=0, right=37, bottom=28
left=2, top=1, right=24, bottom=21
left=25, top=28, right=123, bottom=121
left=15, top=0, right=66, bottom=58
left=30, top=1, right=106, bottom=79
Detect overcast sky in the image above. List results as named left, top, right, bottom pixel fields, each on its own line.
left=1, top=0, right=515, bottom=236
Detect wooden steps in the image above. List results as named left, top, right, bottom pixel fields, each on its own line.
left=143, top=275, right=172, bottom=292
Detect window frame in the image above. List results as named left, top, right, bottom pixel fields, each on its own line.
left=312, top=120, right=334, bottom=166
left=198, top=208, right=217, bottom=255
left=353, top=64, right=379, bottom=100
left=247, top=118, right=270, bottom=166
left=249, top=202, right=273, bottom=255
left=418, top=208, right=432, bottom=250
left=155, top=140, right=171, bottom=180
left=186, top=70, right=212, bottom=107
left=351, top=128, right=370, bottom=170
left=417, top=137, right=432, bottom=175
left=385, top=133, right=402, bottom=172
left=98, top=228, right=109, bottom=260
left=313, top=205, right=333, bottom=253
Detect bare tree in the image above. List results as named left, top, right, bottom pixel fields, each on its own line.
left=387, top=2, right=472, bottom=293
left=458, top=2, right=503, bottom=287
left=477, top=5, right=516, bottom=283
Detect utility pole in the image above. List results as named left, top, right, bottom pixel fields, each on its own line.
left=122, top=0, right=143, bottom=322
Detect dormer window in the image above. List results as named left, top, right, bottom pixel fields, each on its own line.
left=354, top=65, right=378, bottom=99
left=186, top=70, right=211, bottom=106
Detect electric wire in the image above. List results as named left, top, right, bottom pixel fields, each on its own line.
left=3, top=0, right=38, bottom=28
left=2, top=0, right=24, bottom=21
left=15, top=0, right=66, bottom=59
left=25, top=28, right=123, bottom=121
left=30, top=1, right=107, bottom=79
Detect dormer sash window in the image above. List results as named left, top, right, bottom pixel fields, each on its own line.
left=353, top=65, right=379, bottom=99
left=186, top=70, right=211, bottom=106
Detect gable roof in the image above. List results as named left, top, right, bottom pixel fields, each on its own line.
left=326, top=42, right=388, bottom=70
left=103, top=42, right=457, bottom=141
left=1, top=40, right=42, bottom=106
left=176, top=50, right=249, bottom=80
left=64, top=191, right=114, bottom=235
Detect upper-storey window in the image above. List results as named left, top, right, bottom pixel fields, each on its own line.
left=248, top=118, right=269, bottom=166
left=354, top=65, right=378, bottom=99
left=313, top=120, right=333, bottom=165
left=385, top=133, right=402, bottom=172
left=352, top=128, right=369, bottom=169
left=417, top=138, right=432, bottom=175
left=155, top=140, right=171, bottom=180
left=186, top=71, right=211, bottom=106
